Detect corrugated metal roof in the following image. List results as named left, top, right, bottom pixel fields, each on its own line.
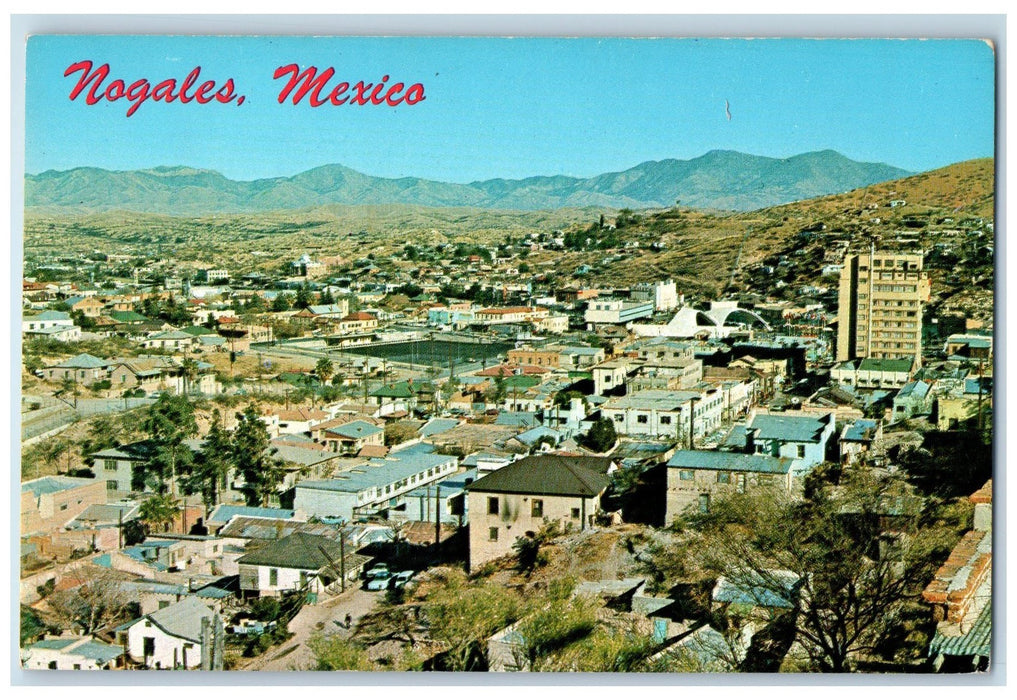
left=22, top=476, right=95, bottom=497
left=208, top=504, right=296, bottom=524
left=296, top=452, right=456, bottom=494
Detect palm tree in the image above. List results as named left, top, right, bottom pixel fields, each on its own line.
left=315, top=357, right=335, bottom=386
left=180, top=357, right=199, bottom=396
left=138, top=493, right=179, bottom=534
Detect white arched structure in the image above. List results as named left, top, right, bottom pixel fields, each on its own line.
left=631, top=301, right=770, bottom=339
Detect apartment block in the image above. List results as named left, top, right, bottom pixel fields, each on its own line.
left=836, top=250, right=930, bottom=365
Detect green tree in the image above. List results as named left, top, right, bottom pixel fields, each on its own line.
left=294, top=283, right=312, bottom=310
left=233, top=403, right=286, bottom=507
left=183, top=409, right=232, bottom=513
left=579, top=417, right=617, bottom=453
left=138, top=493, right=179, bottom=533
left=271, top=293, right=292, bottom=312
left=141, top=394, right=198, bottom=495
left=79, top=410, right=144, bottom=466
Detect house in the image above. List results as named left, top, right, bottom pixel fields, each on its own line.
left=891, top=380, right=932, bottom=422
left=321, top=420, right=385, bottom=455
left=141, top=329, right=197, bottom=352
left=63, top=295, right=105, bottom=318
left=120, top=596, right=214, bottom=669
left=337, top=311, right=379, bottom=334
left=22, top=636, right=122, bottom=670
left=38, top=353, right=112, bottom=382
left=464, top=454, right=612, bottom=570
left=665, top=450, right=794, bottom=521
left=236, top=531, right=368, bottom=598
left=293, top=451, right=459, bottom=521
left=721, top=411, right=836, bottom=475
left=22, top=310, right=81, bottom=341
left=91, top=441, right=158, bottom=496
left=943, top=333, right=993, bottom=362
left=838, top=419, right=883, bottom=465
left=21, top=476, right=108, bottom=535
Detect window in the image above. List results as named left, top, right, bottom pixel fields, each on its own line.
left=158, top=600, right=170, bottom=610
left=531, top=499, right=543, bottom=517
left=660, top=415, right=672, bottom=425
left=736, top=474, right=746, bottom=493
left=698, top=494, right=710, bottom=514
left=571, top=507, right=580, bottom=519
left=104, top=459, right=117, bottom=471
left=679, top=470, right=694, bottom=481
left=269, top=568, right=279, bottom=586
left=613, top=415, right=623, bottom=423
left=717, top=472, right=730, bottom=484
left=487, top=497, right=500, bottom=515
left=488, top=527, right=499, bottom=541
left=797, top=445, right=806, bottom=458
left=637, top=415, right=648, bottom=424
left=143, top=637, right=155, bottom=657
left=60, top=504, right=68, bottom=511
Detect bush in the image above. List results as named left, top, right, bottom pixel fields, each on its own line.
left=248, top=597, right=281, bottom=621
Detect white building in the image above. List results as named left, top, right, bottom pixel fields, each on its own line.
left=584, top=298, right=655, bottom=327
left=601, top=388, right=724, bottom=441
left=294, top=451, right=459, bottom=520
left=22, top=637, right=122, bottom=670
left=121, top=596, right=213, bottom=670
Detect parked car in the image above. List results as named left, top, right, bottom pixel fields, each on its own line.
left=391, top=570, right=415, bottom=589
left=228, top=619, right=277, bottom=636
left=366, top=571, right=394, bottom=591
left=364, top=562, right=389, bottom=580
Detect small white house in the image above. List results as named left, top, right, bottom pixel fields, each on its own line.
left=22, top=636, right=122, bottom=670
left=121, top=596, right=213, bottom=669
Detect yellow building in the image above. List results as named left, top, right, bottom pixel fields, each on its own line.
left=836, top=249, right=930, bottom=366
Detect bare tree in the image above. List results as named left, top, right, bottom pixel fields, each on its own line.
left=46, top=567, right=134, bottom=635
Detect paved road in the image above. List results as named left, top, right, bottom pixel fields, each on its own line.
left=240, top=586, right=383, bottom=671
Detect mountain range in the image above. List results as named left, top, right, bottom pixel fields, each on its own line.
left=25, top=150, right=911, bottom=215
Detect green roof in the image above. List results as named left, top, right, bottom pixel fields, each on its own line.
left=857, top=357, right=914, bottom=373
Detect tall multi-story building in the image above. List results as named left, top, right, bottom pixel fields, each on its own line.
left=836, top=249, right=930, bottom=365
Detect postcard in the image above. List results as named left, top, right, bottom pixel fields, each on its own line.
left=16, top=29, right=996, bottom=677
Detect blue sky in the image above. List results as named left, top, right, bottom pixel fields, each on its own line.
left=25, top=36, right=995, bottom=183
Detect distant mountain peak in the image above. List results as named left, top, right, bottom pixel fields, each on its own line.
left=25, top=149, right=913, bottom=215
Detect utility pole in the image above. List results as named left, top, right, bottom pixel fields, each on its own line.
left=688, top=397, right=698, bottom=450
left=339, top=531, right=346, bottom=592
left=434, top=485, right=441, bottom=556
